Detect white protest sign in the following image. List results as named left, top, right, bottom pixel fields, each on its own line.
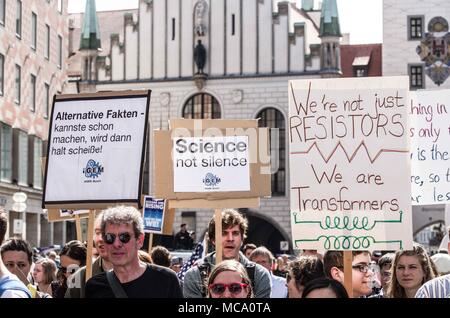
left=44, top=92, right=150, bottom=206
left=289, top=77, right=413, bottom=251
left=173, top=136, right=250, bottom=192
left=410, top=90, right=450, bottom=205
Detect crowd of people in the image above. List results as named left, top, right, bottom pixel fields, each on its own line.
left=0, top=206, right=449, bottom=298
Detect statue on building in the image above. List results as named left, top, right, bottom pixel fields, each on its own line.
left=194, top=40, right=206, bottom=74
left=194, top=0, right=208, bottom=36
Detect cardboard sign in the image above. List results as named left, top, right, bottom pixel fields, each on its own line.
left=143, top=197, right=166, bottom=234
left=43, top=91, right=151, bottom=209
left=410, top=90, right=450, bottom=205
left=173, top=136, right=250, bottom=192
left=60, top=209, right=90, bottom=218
left=289, top=77, right=413, bottom=251
left=154, top=119, right=271, bottom=200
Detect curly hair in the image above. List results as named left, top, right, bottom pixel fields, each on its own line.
left=101, top=205, right=144, bottom=238
left=288, top=256, right=325, bottom=290
left=207, top=209, right=248, bottom=243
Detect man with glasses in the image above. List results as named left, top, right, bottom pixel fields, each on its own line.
left=323, top=251, right=373, bottom=298
left=85, top=206, right=182, bottom=298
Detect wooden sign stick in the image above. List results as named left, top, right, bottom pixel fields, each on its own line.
left=75, top=214, right=82, bottom=242
left=85, top=210, right=95, bottom=282
left=343, top=251, right=353, bottom=298
left=148, top=233, right=154, bottom=254
left=214, top=209, right=222, bottom=264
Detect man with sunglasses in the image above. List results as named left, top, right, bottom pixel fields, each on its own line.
left=323, top=250, right=373, bottom=298
left=183, top=209, right=271, bottom=298
left=85, top=206, right=182, bottom=298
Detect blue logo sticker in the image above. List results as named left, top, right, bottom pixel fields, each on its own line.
left=83, top=160, right=104, bottom=179
left=203, top=173, right=221, bottom=187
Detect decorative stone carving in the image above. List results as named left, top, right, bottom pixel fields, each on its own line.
left=160, top=92, right=170, bottom=107
left=232, top=89, right=243, bottom=104
left=416, top=16, right=450, bottom=86
left=194, top=0, right=208, bottom=36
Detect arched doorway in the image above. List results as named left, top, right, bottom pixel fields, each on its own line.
left=256, top=107, right=286, bottom=196
left=240, top=209, right=292, bottom=255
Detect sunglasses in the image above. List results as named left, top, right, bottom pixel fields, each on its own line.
left=58, top=266, right=78, bottom=275
left=209, top=282, right=248, bottom=295
left=102, top=232, right=132, bottom=245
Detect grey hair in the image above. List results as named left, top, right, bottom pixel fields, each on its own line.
left=101, top=206, right=143, bottom=238
left=249, top=246, right=274, bottom=263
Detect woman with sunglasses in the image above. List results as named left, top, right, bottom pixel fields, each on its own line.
left=207, top=260, right=253, bottom=298
left=52, top=240, right=86, bottom=298
left=386, top=243, right=436, bottom=298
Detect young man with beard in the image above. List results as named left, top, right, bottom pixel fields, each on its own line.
left=183, top=209, right=271, bottom=298
left=85, top=206, right=182, bottom=298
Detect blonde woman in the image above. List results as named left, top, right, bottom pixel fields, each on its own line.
left=207, top=260, right=253, bottom=298
left=386, top=243, right=435, bottom=298
left=33, top=258, right=57, bottom=297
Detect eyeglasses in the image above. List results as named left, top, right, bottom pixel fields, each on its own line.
left=352, top=264, right=371, bottom=273
left=209, top=282, right=248, bottom=295
left=102, top=232, right=132, bottom=245
left=58, top=265, right=78, bottom=275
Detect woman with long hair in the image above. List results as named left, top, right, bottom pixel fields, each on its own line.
left=386, top=243, right=435, bottom=298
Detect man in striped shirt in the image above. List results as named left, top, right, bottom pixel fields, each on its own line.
left=416, top=226, right=450, bottom=298
left=415, top=274, right=450, bottom=298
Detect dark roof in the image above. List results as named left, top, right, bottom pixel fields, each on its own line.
left=340, top=44, right=382, bottom=77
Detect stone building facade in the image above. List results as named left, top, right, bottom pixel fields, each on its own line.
left=0, top=0, right=68, bottom=247
left=68, top=0, right=343, bottom=253
left=383, top=0, right=449, bottom=241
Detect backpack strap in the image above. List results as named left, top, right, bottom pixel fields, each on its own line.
left=106, top=270, right=128, bottom=298
left=245, top=263, right=256, bottom=292
left=0, top=277, right=32, bottom=298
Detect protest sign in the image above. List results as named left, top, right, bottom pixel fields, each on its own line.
left=154, top=119, right=270, bottom=201
left=43, top=91, right=150, bottom=209
left=289, top=77, right=413, bottom=251
left=173, top=136, right=250, bottom=192
left=154, top=119, right=271, bottom=263
left=143, top=196, right=166, bottom=234
left=410, top=90, right=450, bottom=205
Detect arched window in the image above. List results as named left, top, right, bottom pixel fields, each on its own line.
left=182, top=93, right=221, bottom=119
left=257, top=108, right=285, bottom=196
